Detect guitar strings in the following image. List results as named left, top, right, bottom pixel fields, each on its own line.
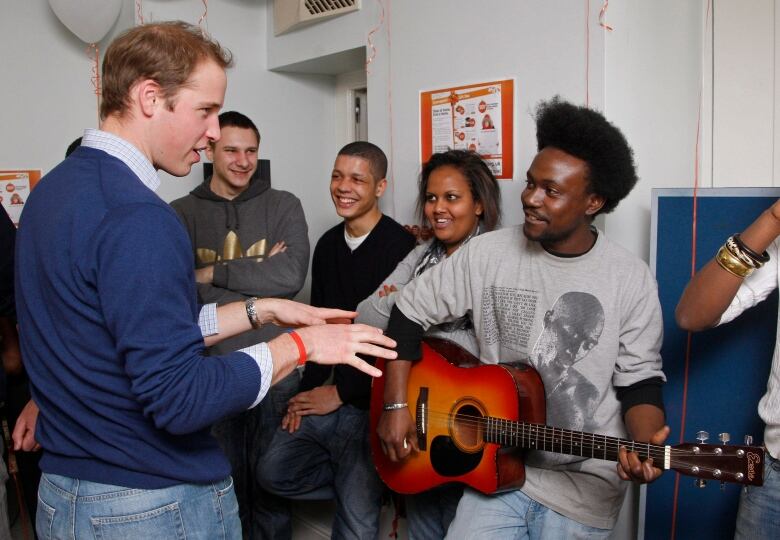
left=420, top=410, right=732, bottom=476
left=422, top=410, right=664, bottom=457
left=415, top=409, right=746, bottom=476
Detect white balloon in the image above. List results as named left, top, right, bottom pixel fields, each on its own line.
left=48, top=0, right=123, bottom=44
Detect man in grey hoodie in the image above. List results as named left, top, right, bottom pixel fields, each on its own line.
left=171, top=111, right=308, bottom=539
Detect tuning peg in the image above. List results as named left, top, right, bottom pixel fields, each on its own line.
left=719, top=432, right=730, bottom=444
left=744, top=435, right=753, bottom=445
left=696, top=478, right=707, bottom=488
left=696, top=431, right=709, bottom=443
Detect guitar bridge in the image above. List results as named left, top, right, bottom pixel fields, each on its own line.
left=416, top=387, right=428, bottom=451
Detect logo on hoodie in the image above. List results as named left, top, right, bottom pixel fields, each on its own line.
left=197, top=231, right=268, bottom=264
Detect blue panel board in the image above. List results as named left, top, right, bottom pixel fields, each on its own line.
left=644, top=188, right=778, bottom=539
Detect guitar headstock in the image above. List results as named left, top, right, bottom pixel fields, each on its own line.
left=670, top=442, right=764, bottom=486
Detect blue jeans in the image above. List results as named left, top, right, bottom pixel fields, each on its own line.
left=406, top=484, right=463, bottom=540
left=445, top=488, right=611, bottom=539
left=212, top=371, right=299, bottom=540
left=36, top=472, right=240, bottom=540
left=256, top=404, right=384, bottom=540
left=735, top=450, right=780, bottom=539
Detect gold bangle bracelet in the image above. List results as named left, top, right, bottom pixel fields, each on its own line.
left=716, top=246, right=753, bottom=278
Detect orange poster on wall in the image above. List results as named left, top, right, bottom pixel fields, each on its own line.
left=420, top=79, right=514, bottom=179
left=0, top=170, right=41, bottom=226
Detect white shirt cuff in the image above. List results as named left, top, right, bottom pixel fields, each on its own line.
left=198, top=303, right=219, bottom=337
left=240, top=342, right=273, bottom=408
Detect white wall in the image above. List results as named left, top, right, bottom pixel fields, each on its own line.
left=263, top=0, right=710, bottom=266
left=360, top=0, right=704, bottom=261
left=604, top=0, right=705, bottom=260
left=711, top=0, right=777, bottom=188
left=0, top=0, right=133, bottom=172
left=364, top=0, right=606, bottom=227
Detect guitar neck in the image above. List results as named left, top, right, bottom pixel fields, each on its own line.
left=484, top=417, right=667, bottom=465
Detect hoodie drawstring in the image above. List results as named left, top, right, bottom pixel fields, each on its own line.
left=223, top=202, right=241, bottom=231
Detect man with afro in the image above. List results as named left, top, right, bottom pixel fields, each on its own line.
left=377, top=97, right=667, bottom=538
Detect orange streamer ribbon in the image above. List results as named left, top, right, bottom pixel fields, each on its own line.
left=197, top=0, right=209, bottom=29
left=87, top=43, right=101, bottom=125
left=365, top=0, right=386, bottom=75
left=136, top=0, right=145, bottom=24
left=599, top=0, right=613, bottom=31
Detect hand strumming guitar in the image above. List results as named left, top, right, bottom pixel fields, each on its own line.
left=377, top=407, right=419, bottom=462
left=377, top=358, right=419, bottom=462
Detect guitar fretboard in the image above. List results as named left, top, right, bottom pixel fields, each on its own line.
left=484, top=417, right=667, bottom=464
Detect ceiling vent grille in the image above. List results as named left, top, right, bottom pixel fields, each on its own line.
left=274, top=0, right=361, bottom=36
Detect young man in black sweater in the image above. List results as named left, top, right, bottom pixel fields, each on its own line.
left=257, top=142, right=414, bottom=539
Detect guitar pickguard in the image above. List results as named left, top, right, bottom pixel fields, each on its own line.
left=430, top=435, right=484, bottom=477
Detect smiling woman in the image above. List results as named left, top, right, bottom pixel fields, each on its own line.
left=356, top=149, right=501, bottom=538
left=418, top=150, right=501, bottom=255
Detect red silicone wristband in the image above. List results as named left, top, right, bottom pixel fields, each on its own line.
left=288, top=330, right=307, bottom=366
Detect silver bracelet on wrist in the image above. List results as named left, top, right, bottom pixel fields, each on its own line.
left=383, top=402, right=408, bottom=411
left=245, top=297, right=260, bottom=329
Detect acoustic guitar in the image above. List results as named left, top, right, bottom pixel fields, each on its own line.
left=369, top=338, right=765, bottom=495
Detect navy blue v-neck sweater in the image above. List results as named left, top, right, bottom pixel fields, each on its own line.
left=15, top=147, right=261, bottom=488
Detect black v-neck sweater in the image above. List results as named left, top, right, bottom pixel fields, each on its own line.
left=300, top=214, right=415, bottom=408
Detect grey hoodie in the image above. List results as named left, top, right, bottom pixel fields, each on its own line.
left=170, top=173, right=309, bottom=354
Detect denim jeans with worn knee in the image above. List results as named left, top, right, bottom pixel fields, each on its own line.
left=445, top=488, right=611, bottom=540
left=256, top=404, right=384, bottom=540
left=36, top=472, right=241, bottom=540
left=212, top=370, right=299, bottom=540
left=735, top=450, right=780, bottom=539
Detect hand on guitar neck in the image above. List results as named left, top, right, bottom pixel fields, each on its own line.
left=377, top=358, right=419, bottom=462
left=617, top=404, right=670, bottom=484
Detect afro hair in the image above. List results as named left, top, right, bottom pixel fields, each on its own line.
left=534, top=97, right=638, bottom=214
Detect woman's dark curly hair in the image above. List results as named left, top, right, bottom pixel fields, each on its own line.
left=416, top=150, right=502, bottom=232
left=535, top=97, right=638, bottom=215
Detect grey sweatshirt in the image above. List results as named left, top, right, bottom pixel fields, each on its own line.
left=356, top=240, right=479, bottom=355
left=394, top=226, right=665, bottom=529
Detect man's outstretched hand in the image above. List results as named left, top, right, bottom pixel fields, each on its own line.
left=294, top=323, right=395, bottom=378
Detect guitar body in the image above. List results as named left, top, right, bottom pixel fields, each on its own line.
left=370, top=338, right=546, bottom=495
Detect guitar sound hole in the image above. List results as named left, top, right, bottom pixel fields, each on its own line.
left=452, top=404, right=483, bottom=452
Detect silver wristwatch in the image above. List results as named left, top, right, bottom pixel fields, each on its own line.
left=245, top=297, right=260, bottom=329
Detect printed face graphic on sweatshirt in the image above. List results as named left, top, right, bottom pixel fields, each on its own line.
left=526, top=291, right=605, bottom=467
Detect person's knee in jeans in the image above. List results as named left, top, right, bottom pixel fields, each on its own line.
left=255, top=430, right=294, bottom=495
